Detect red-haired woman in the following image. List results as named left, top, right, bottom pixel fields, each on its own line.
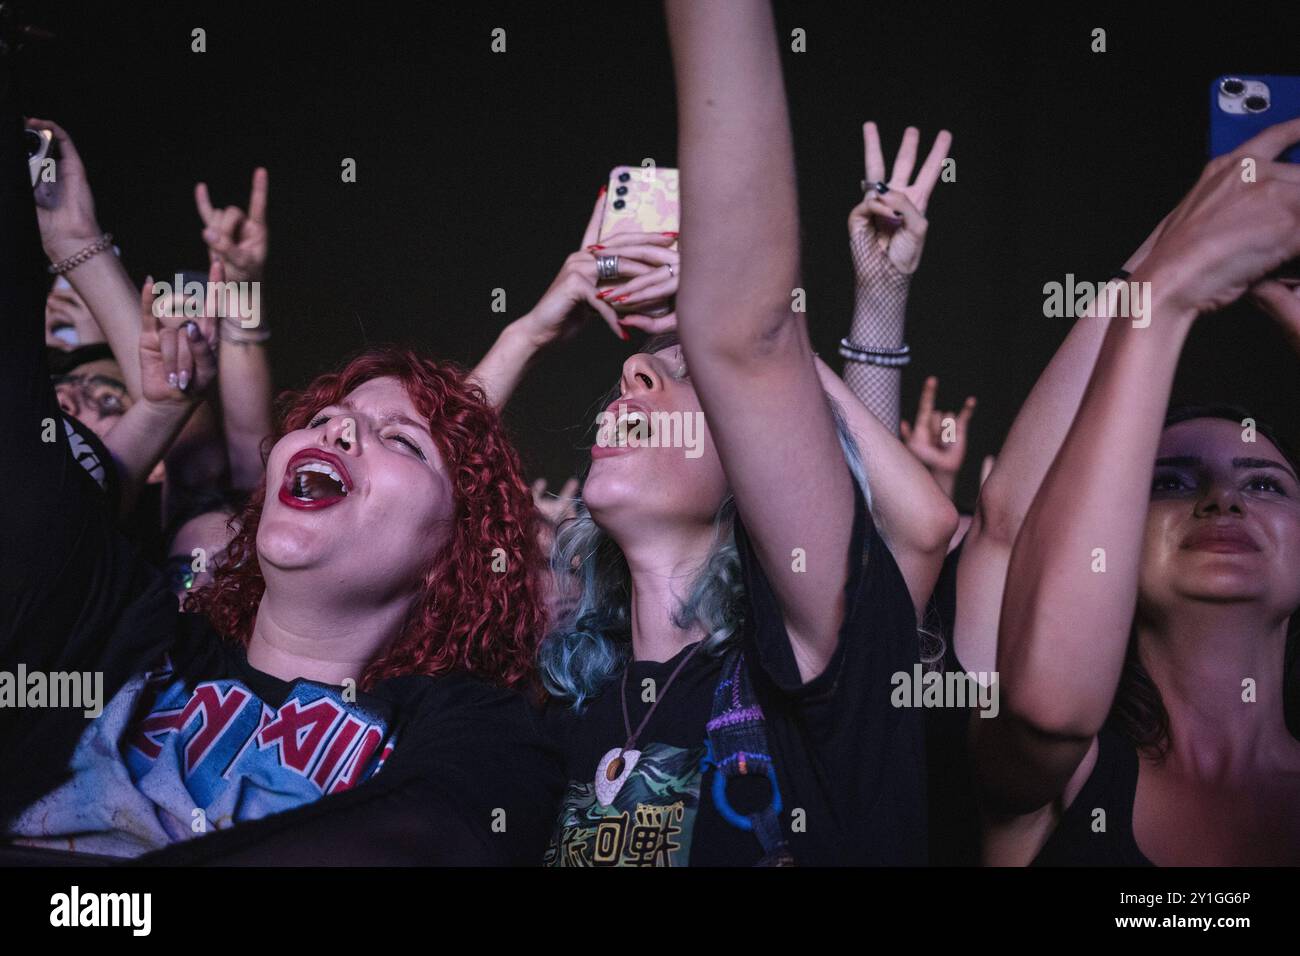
left=0, top=103, right=560, bottom=864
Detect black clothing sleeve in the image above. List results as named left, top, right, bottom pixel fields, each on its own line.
left=134, top=675, right=564, bottom=866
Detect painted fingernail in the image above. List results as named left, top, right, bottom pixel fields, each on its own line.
left=598, top=185, right=607, bottom=198
left=596, top=289, right=616, bottom=299
left=662, top=232, right=678, bottom=238
left=184, top=321, right=200, bottom=340
left=167, top=372, right=179, bottom=388
left=178, top=370, right=190, bottom=391
left=613, top=295, right=630, bottom=303
left=620, top=328, right=630, bottom=341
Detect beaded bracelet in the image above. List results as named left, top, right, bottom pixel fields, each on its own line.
left=48, top=233, right=114, bottom=275
left=838, top=337, right=911, bottom=367
left=219, top=317, right=272, bottom=345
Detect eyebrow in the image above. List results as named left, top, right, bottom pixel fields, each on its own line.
left=336, top=401, right=430, bottom=434
left=53, top=374, right=128, bottom=392
left=1155, top=455, right=1298, bottom=481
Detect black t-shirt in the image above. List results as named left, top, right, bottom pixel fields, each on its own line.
left=543, top=482, right=927, bottom=866
left=1031, top=725, right=1153, bottom=867
left=0, top=105, right=561, bottom=864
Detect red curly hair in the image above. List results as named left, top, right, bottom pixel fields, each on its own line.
left=189, top=347, right=546, bottom=692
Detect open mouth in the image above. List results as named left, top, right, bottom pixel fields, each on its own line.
left=594, top=402, right=654, bottom=457
left=279, top=449, right=353, bottom=509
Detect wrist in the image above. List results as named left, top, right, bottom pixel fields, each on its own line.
left=508, top=313, right=555, bottom=353
left=1117, top=265, right=1199, bottom=333
left=44, top=227, right=106, bottom=263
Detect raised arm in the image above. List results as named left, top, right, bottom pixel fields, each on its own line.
left=196, top=169, right=275, bottom=489
left=842, top=123, right=950, bottom=432
left=29, top=118, right=143, bottom=399
left=666, top=0, right=854, bottom=683
left=815, top=357, right=957, bottom=616
left=974, top=119, right=1300, bottom=815
left=472, top=191, right=675, bottom=409
left=950, top=211, right=1174, bottom=674
left=103, top=268, right=220, bottom=513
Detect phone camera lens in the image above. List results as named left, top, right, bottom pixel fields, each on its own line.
left=1219, top=77, right=1246, bottom=97
left=1244, top=95, right=1269, bottom=113
left=613, top=199, right=626, bottom=210
left=617, top=172, right=631, bottom=183
left=615, top=186, right=628, bottom=196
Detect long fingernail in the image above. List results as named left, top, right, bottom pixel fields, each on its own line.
left=588, top=244, right=605, bottom=251
left=596, top=290, right=615, bottom=300
left=662, top=232, right=678, bottom=238
left=178, top=370, right=190, bottom=391
left=167, top=372, right=179, bottom=388
left=184, top=321, right=200, bottom=340
left=598, top=185, right=607, bottom=198
left=620, top=328, right=630, bottom=341
left=613, top=295, right=630, bottom=303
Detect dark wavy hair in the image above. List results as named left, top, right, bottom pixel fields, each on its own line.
left=1113, top=403, right=1300, bottom=755
left=188, top=347, right=546, bottom=693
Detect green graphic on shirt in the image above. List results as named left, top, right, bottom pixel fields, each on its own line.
left=545, top=742, right=704, bottom=866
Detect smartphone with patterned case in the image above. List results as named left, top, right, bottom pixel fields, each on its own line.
left=597, top=165, right=679, bottom=244
left=1210, top=75, right=1300, bottom=281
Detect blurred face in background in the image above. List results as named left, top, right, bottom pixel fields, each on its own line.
left=53, top=357, right=132, bottom=442
left=45, top=278, right=107, bottom=351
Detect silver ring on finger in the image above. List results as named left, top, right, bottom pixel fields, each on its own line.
left=596, top=254, right=620, bottom=281
left=666, top=262, right=675, bottom=278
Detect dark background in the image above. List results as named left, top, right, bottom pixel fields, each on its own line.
left=15, top=0, right=1300, bottom=508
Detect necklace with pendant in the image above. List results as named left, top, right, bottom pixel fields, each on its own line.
left=594, top=640, right=704, bottom=807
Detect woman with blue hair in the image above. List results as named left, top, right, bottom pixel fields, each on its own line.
left=473, top=0, right=956, bottom=866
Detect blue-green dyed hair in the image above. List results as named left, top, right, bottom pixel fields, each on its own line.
left=538, top=339, right=890, bottom=710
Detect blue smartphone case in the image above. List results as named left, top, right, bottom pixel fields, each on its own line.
left=1210, top=74, right=1300, bottom=163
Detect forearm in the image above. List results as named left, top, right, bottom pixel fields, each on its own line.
left=104, top=399, right=198, bottom=514
left=999, top=287, right=1194, bottom=738
left=667, top=0, right=800, bottom=351
left=816, top=357, right=955, bottom=553
left=842, top=231, right=913, bottom=433
left=974, top=312, right=1110, bottom=544
left=45, top=240, right=144, bottom=398
left=218, top=337, right=274, bottom=489
left=470, top=319, right=545, bottom=410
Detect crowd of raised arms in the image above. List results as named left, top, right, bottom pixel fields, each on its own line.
left=2, top=0, right=1298, bottom=867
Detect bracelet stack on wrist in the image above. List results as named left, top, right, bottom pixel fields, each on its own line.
left=838, top=337, right=911, bottom=367
left=48, top=233, right=114, bottom=275
left=219, top=316, right=271, bottom=345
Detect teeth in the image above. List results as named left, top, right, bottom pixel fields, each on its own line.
left=614, top=410, right=650, bottom=446
left=295, top=461, right=346, bottom=487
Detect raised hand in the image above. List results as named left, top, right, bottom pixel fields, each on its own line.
left=25, top=118, right=102, bottom=260
left=531, top=476, right=580, bottom=529
left=517, top=190, right=678, bottom=345
left=899, top=375, right=976, bottom=496
left=848, top=122, right=951, bottom=276
left=195, top=168, right=269, bottom=283
left=1131, top=117, right=1300, bottom=320
left=139, top=260, right=220, bottom=404
left=1251, top=278, right=1300, bottom=355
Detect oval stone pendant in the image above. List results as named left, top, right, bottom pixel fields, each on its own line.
left=594, top=746, right=640, bottom=807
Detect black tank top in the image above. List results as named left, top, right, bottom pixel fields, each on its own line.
left=1031, top=726, right=1153, bottom=866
